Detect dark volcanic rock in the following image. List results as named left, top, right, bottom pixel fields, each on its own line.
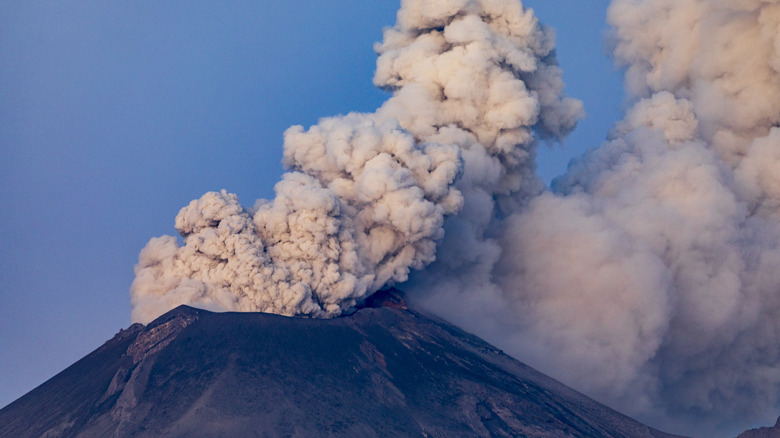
left=738, top=417, right=780, bottom=438
left=0, top=291, right=685, bottom=437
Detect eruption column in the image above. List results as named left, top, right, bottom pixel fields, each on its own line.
left=130, top=0, right=582, bottom=326
left=131, top=0, right=780, bottom=434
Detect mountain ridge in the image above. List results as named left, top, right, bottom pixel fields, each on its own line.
left=737, top=417, right=780, bottom=438
left=1, top=291, right=687, bottom=437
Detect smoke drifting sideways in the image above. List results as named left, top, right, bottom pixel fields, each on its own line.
left=130, top=0, right=582, bottom=324
left=405, top=0, right=780, bottom=435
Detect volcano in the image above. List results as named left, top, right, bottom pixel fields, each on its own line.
left=0, top=290, right=684, bottom=437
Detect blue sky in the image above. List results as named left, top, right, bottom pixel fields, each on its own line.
left=0, top=0, right=620, bottom=409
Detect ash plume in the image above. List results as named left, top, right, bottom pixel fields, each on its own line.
left=131, top=0, right=780, bottom=435
left=406, top=0, right=780, bottom=435
left=130, top=0, right=581, bottom=323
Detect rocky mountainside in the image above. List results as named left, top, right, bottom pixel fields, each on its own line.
left=738, top=418, right=780, bottom=438
left=0, top=290, right=685, bottom=437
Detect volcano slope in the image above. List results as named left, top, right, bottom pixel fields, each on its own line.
left=0, top=291, right=684, bottom=437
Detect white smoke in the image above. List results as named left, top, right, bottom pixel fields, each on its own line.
left=130, top=0, right=581, bottom=324
left=131, top=0, right=780, bottom=435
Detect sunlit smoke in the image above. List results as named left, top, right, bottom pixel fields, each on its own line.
left=130, top=0, right=581, bottom=324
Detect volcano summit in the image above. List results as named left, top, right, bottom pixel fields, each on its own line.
left=0, top=291, right=681, bottom=438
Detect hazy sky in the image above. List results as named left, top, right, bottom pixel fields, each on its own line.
left=0, top=0, right=620, bottom=409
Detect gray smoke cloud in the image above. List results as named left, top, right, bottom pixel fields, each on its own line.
left=130, top=0, right=581, bottom=323
left=406, top=0, right=780, bottom=436
left=131, top=0, right=780, bottom=435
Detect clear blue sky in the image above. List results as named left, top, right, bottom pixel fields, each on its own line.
left=0, top=0, right=620, bottom=409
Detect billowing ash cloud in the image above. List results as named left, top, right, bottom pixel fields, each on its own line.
left=130, top=0, right=780, bottom=434
left=405, top=0, right=780, bottom=435
left=130, top=0, right=582, bottom=324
